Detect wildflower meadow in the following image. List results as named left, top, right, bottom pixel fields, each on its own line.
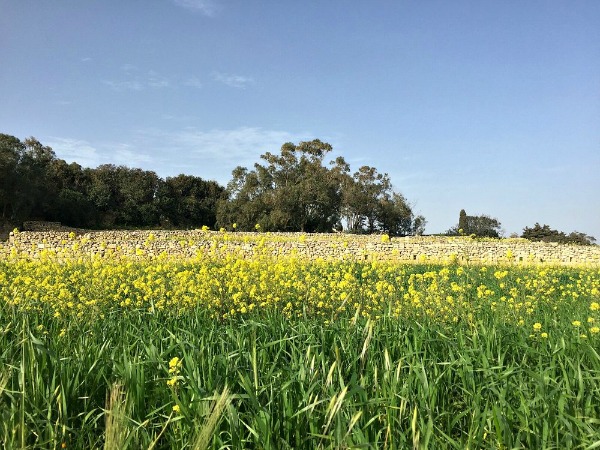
left=1, top=232, right=599, bottom=449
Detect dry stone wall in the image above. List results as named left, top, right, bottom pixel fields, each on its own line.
left=4, top=230, right=600, bottom=265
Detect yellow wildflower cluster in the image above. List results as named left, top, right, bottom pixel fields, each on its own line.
left=167, top=356, right=182, bottom=387
left=1, top=238, right=599, bottom=334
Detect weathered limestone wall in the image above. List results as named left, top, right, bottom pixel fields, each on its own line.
left=4, top=230, right=600, bottom=265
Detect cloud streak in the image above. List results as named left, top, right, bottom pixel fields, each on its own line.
left=183, top=77, right=203, bottom=88
left=45, top=138, right=103, bottom=168
left=103, top=66, right=205, bottom=91
left=172, top=0, right=218, bottom=16
left=212, top=72, right=254, bottom=89
left=103, top=66, right=171, bottom=91
left=131, top=126, right=313, bottom=181
left=45, top=137, right=158, bottom=172
left=45, top=127, right=315, bottom=184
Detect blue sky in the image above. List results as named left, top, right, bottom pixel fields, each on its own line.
left=1, top=0, right=599, bottom=238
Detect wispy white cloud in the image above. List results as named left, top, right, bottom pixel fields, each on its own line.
left=102, top=70, right=171, bottom=91
left=121, top=63, right=138, bottom=73
left=131, top=126, right=313, bottom=181
left=45, top=137, right=159, bottom=171
left=45, top=138, right=103, bottom=168
left=112, top=145, right=157, bottom=168
left=45, top=127, right=320, bottom=184
left=212, top=72, right=254, bottom=89
left=103, top=80, right=145, bottom=91
left=103, top=66, right=209, bottom=91
left=183, top=77, right=203, bottom=88
left=103, top=68, right=171, bottom=91
left=172, top=0, right=218, bottom=16
left=147, top=70, right=170, bottom=88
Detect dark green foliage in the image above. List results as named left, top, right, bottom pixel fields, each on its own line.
left=158, top=174, right=224, bottom=228
left=0, top=135, right=57, bottom=223
left=522, top=223, right=596, bottom=245
left=2, top=133, right=422, bottom=234
left=448, top=210, right=502, bottom=237
left=217, top=140, right=424, bottom=235
left=0, top=133, right=224, bottom=230
left=458, top=209, right=467, bottom=232
left=0, top=133, right=26, bottom=221
left=217, top=140, right=345, bottom=232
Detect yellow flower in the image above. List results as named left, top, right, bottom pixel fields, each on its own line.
left=168, top=356, right=182, bottom=375
left=591, top=302, right=600, bottom=311
left=166, top=377, right=178, bottom=387
left=572, top=320, right=581, bottom=327
left=533, top=323, right=542, bottom=331
left=172, top=404, right=181, bottom=414
left=540, top=332, right=548, bottom=339
left=590, top=327, right=600, bottom=334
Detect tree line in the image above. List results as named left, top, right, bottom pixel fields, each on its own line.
left=1, top=134, right=223, bottom=229
left=446, top=209, right=595, bottom=245
left=1, top=134, right=425, bottom=235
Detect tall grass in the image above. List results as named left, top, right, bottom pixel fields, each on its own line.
left=1, top=309, right=599, bottom=448
left=1, top=261, right=599, bottom=448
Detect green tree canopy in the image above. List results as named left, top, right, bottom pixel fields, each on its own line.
left=158, top=174, right=224, bottom=228
left=1, top=133, right=225, bottom=230
left=522, top=223, right=596, bottom=246
left=217, top=139, right=425, bottom=236
left=2, top=133, right=424, bottom=235
left=447, top=210, right=502, bottom=238
left=217, top=139, right=344, bottom=232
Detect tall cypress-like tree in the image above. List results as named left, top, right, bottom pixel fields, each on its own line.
left=458, top=209, right=467, bottom=233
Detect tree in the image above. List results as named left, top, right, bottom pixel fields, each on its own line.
left=341, top=166, right=391, bottom=233
left=377, top=192, right=424, bottom=236
left=1, top=133, right=230, bottom=230
left=46, top=159, right=94, bottom=227
left=158, top=174, right=224, bottom=228
left=339, top=166, right=424, bottom=236
left=447, top=210, right=502, bottom=237
left=217, top=139, right=344, bottom=232
left=522, top=223, right=596, bottom=245
left=458, top=209, right=467, bottom=233
left=217, top=166, right=271, bottom=231
left=87, top=165, right=163, bottom=227
left=217, top=139, right=425, bottom=235
left=0, top=133, right=25, bottom=222
left=115, top=167, right=162, bottom=226
left=10, top=137, right=57, bottom=222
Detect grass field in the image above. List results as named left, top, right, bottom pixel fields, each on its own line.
left=1, top=239, right=599, bottom=449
